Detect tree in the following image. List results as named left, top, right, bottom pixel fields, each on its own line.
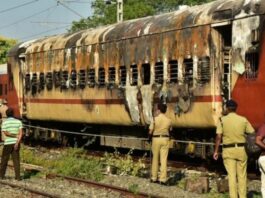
left=0, top=36, right=17, bottom=64
left=69, top=0, right=213, bottom=32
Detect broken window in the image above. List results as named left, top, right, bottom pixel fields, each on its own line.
left=154, top=62, right=163, bottom=84
left=53, top=71, right=61, bottom=88
left=108, top=67, right=116, bottom=88
left=245, top=52, right=259, bottom=79
left=198, top=57, right=210, bottom=85
left=31, top=73, right=38, bottom=95
left=130, top=64, right=138, bottom=86
left=61, top=70, right=69, bottom=90
left=184, top=58, right=193, bottom=87
left=46, top=72, right=53, bottom=90
left=119, top=66, right=126, bottom=87
left=88, top=68, right=95, bottom=88
left=25, top=73, right=31, bottom=92
left=169, top=60, right=178, bottom=83
left=98, top=68, right=105, bottom=87
left=78, top=69, right=86, bottom=89
left=39, top=72, right=45, bottom=92
left=70, top=69, right=77, bottom=89
left=142, top=63, right=150, bottom=85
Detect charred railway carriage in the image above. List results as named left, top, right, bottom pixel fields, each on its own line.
left=5, top=0, right=265, bottom=154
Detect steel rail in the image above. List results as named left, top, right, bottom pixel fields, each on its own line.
left=0, top=180, right=61, bottom=198
left=46, top=174, right=163, bottom=198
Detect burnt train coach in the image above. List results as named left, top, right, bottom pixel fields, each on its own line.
left=6, top=0, right=265, bottom=153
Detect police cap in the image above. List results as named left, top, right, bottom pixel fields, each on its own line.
left=226, top=99, right=237, bottom=108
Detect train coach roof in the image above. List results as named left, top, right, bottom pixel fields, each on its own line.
left=8, top=0, right=265, bottom=57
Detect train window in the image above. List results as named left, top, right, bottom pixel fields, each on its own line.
left=53, top=71, right=61, bottom=88
left=142, top=63, right=150, bottom=85
left=88, top=68, right=95, bottom=88
left=245, top=52, right=259, bottom=80
left=98, top=68, right=105, bottom=87
left=119, top=66, right=126, bottom=87
left=61, top=70, right=69, bottom=90
left=130, top=64, right=138, bottom=86
left=108, top=67, right=116, bottom=89
left=154, top=62, right=163, bottom=84
left=31, top=73, right=38, bottom=95
left=0, top=84, right=2, bottom=96
left=78, top=69, right=86, bottom=89
left=184, top=58, right=193, bottom=87
left=46, top=72, right=53, bottom=90
left=39, top=72, right=45, bottom=92
left=25, top=73, right=31, bottom=92
left=70, top=69, right=77, bottom=89
left=169, top=60, right=178, bottom=83
left=198, top=57, right=210, bottom=85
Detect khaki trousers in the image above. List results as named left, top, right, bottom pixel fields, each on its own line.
left=151, top=137, right=169, bottom=182
left=222, top=147, right=247, bottom=198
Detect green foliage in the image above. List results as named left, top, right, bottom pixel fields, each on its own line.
left=128, top=183, right=139, bottom=194
left=101, top=149, right=146, bottom=176
left=21, top=146, right=47, bottom=166
left=0, top=36, right=17, bottom=64
left=69, top=0, right=214, bottom=32
left=53, top=149, right=104, bottom=181
left=21, top=146, right=104, bottom=181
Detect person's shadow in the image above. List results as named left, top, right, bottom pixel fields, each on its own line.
left=247, top=190, right=262, bottom=198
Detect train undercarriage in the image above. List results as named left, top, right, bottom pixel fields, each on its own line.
left=23, top=120, right=216, bottom=159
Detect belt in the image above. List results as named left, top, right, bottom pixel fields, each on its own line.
left=152, top=135, right=169, bottom=138
left=223, top=143, right=245, bottom=148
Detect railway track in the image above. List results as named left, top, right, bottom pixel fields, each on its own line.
left=0, top=180, right=60, bottom=198
left=46, top=174, right=162, bottom=198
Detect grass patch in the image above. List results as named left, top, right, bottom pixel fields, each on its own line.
left=20, top=146, right=104, bottom=181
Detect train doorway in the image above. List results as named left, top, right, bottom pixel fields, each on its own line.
left=212, top=23, right=232, bottom=101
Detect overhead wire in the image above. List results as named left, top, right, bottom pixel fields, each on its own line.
left=30, top=21, right=72, bottom=25
left=63, top=0, right=92, bottom=3
left=19, top=25, right=71, bottom=41
left=56, top=0, right=85, bottom=18
left=0, top=5, right=58, bottom=30
left=0, top=0, right=39, bottom=15
left=0, top=0, right=91, bottom=41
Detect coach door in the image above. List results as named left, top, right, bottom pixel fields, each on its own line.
left=19, top=55, right=27, bottom=115
left=212, top=23, right=233, bottom=101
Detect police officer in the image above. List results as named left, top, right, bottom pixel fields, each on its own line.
left=149, top=103, right=172, bottom=185
left=213, top=99, right=254, bottom=198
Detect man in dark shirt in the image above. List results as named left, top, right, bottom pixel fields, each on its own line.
left=256, top=116, right=265, bottom=197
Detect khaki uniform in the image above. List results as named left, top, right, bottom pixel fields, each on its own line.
left=149, top=113, right=171, bottom=182
left=0, top=104, right=8, bottom=142
left=216, top=112, right=254, bottom=198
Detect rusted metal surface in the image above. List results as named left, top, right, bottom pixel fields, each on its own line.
left=46, top=174, right=162, bottom=198
left=0, top=180, right=61, bottom=198
left=7, top=0, right=265, bottom=128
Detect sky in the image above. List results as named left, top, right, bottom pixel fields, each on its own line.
left=0, top=0, right=93, bottom=42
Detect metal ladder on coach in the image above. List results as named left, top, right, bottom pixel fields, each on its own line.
left=222, top=47, right=232, bottom=100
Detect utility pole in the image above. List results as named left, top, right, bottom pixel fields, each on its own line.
left=117, top=0, right=123, bottom=23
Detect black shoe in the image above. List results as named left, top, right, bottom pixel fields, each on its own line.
left=150, top=179, right=159, bottom=184
left=159, top=181, right=169, bottom=186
